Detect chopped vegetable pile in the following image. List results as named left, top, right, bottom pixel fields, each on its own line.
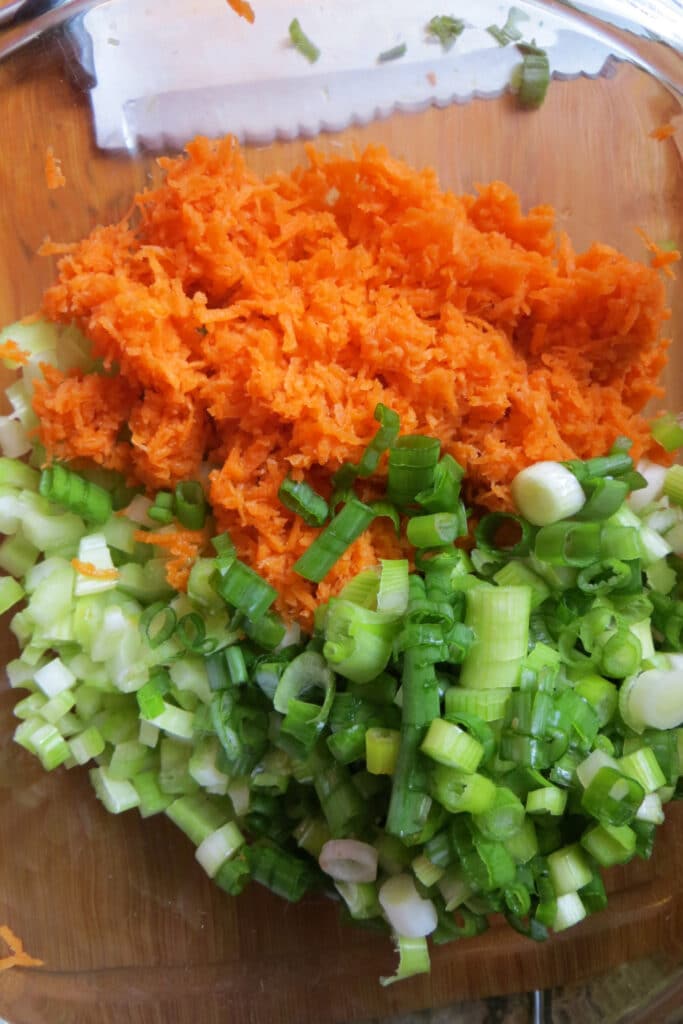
left=31, top=137, right=671, bottom=625
left=2, top=304, right=683, bottom=982
left=1, top=135, right=682, bottom=984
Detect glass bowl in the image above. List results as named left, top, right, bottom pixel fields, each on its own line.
left=1, top=2, right=683, bottom=1022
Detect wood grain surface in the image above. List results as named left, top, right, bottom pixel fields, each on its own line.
left=1, top=22, right=683, bottom=1024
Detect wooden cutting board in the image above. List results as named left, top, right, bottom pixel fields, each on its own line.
left=1, top=29, right=683, bottom=1024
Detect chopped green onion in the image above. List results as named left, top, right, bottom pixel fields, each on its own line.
left=580, top=822, right=636, bottom=866
left=415, top=454, right=465, bottom=514
left=547, top=843, right=592, bottom=895
left=511, top=461, right=585, bottom=525
left=211, top=556, right=278, bottom=619
left=140, top=602, right=177, bottom=648
left=459, top=585, right=531, bottom=689
left=278, top=475, right=329, bottom=527
left=378, top=43, right=407, bottom=63
left=174, top=481, right=207, bottom=529
left=475, top=512, right=534, bottom=557
left=39, top=464, right=112, bottom=525
left=293, top=497, right=375, bottom=583
left=380, top=934, right=431, bottom=987
left=288, top=18, right=320, bottom=63
left=366, top=727, right=401, bottom=775
left=407, top=512, right=463, bottom=548
left=426, top=15, right=465, bottom=50
left=421, top=718, right=484, bottom=773
left=514, top=46, right=550, bottom=110
left=387, top=435, right=441, bottom=508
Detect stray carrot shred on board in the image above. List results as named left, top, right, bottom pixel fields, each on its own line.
left=649, top=122, right=676, bottom=141
left=0, top=925, right=43, bottom=972
left=636, top=227, right=681, bottom=280
left=34, top=135, right=673, bottom=625
left=226, top=0, right=255, bottom=22
left=71, top=559, right=120, bottom=580
left=0, top=340, right=29, bottom=365
left=44, top=147, right=66, bottom=190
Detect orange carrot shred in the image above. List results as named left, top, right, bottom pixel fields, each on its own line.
left=134, top=528, right=208, bottom=591
left=226, top=0, right=255, bottom=22
left=71, top=559, right=120, bottom=580
left=0, top=925, right=43, bottom=972
left=649, top=122, right=676, bottom=141
left=35, top=135, right=673, bottom=626
left=0, top=339, right=29, bottom=365
left=636, top=227, right=681, bottom=280
left=45, top=147, right=66, bottom=190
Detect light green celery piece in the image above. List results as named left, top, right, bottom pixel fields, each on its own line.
left=146, top=702, right=195, bottom=741
left=116, top=559, right=174, bottom=603
left=108, top=739, right=158, bottom=780
left=170, top=657, right=212, bottom=704
left=0, top=532, right=39, bottom=577
left=0, top=488, right=24, bottom=533
left=187, top=557, right=224, bottom=610
left=13, top=692, right=47, bottom=719
left=25, top=562, right=75, bottom=628
left=101, top=515, right=139, bottom=555
left=68, top=726, right=106, bottom=765
left=74, top=534, right=118, bottom=597
left=165, top=793, right=229, bottom=845
left=5, top=656, right=43, bottom=689
left=139, top=719, right=160, bottom=748
left=0, top=576, right=24, bottom=615
left=34, top=657, right=77, bottom=698
left=55, top=711, right=83, bottom=738
left=159, top=737, right=200, bottom=795
left=40, top=688, right=76, bottom=725
left=0, top=457, right=40, bottom=490
left=90, top=766, right=141, bottom=814
left=189, top=735, right=231, bottom=792
left=195, top=821, right=245, bottom=877
left=20, top=495, right=86, bottom=554
left=133, top=771, right=174, bottom=817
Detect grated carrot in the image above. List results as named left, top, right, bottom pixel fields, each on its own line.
left=636, top=228, right=681, bottom=280
left=650, top=122, right=676, bottom=141
left=44, top=147, right=66, bottom=190
left=71, top=558, right=120, bottom=580
left=133, top=527, right=209, bottom=590
left=34, top=136, right=672, bottom=625
left=0, top=925, right=43, bottom=971
left=227, top=0, right=255, bottom=22
left=0, top=339, right=29, bottom=365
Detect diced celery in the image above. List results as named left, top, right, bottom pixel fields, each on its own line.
left=195, top=822, right=245, bottom=877
left=0, top=532, right=39, bottom=577
left=34, top=657, right=77, bottom=698
left=108, top=739, right=157, bottom=780
left=169, top=657, right=212, bottom=704
left=189, top=735, right=230, bottom=792
left=68, top=726, right=106, bottom=765
left=73, top=534, right=118, bottom=596
left=0, top=576, right=24, bottom=614
left=165, top=793, right=229, bottom=845
left=146, top=702, right=195, bottom=740
left=40, top=688, right=76, bottom=725
left=90, top=766, right=140, bottom=814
